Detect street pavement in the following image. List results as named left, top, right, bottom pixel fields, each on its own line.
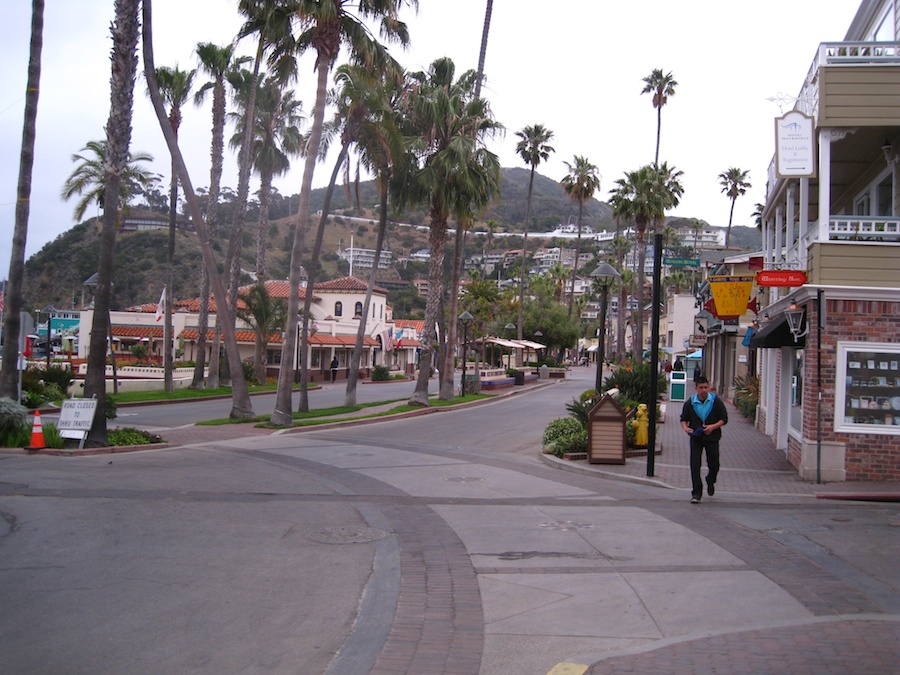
left=1, top=368, right=898, bottom=674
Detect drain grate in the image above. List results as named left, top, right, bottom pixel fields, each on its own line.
left=306, top=526, right=389, bottom=544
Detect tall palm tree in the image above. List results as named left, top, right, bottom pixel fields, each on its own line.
left=561, top=155, right=601, bottom=318
left=191, top=42, right=250, bottom=389
left=60, top=140, right=154, bottom=222
left=514, top=123, right=554, bottom=365
left=641, top=68, right=677, bottom=165
left=270, top=0, right=416, bottom=427
left=143, top=0, right=255, bottom=419
left=0, top=0, right=43, bottom=400
left=611, top=162, right=683, bottom=359
left=396, top=57, right=502, bottom=405
left=230, top=77, right=304, bottom=282
left=719, top=167, right=751, bottom=247
left=82, top=0, right=141, bottom=444
left=474, top=0, right=493, bottom=99
left=152, top=64, right=195, bottom=393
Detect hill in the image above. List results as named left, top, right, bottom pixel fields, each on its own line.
left=22, top=169, right=756, bottom=311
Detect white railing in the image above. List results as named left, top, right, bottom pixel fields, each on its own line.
left=829, top=217, right=900, bottom=240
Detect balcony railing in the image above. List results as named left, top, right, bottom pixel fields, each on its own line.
left=787, top=217, right=900, bottom=266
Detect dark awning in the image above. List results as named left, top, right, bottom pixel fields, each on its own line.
left=747, top=314, right=806, bottom=349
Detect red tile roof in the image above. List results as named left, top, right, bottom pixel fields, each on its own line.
left=179, top=328, right=379, bottom=347
left=111, top=325, right=164, bottom=338
left=394, top=319, right=425, bottom=332
left=314, top=276, right=388, bottom=294
left=170, top=280, right=317, bottom=314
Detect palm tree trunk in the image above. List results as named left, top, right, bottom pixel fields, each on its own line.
left=635, top=238, right=646, bottom=362
left=271, top=50, right=330, bottom=426
left=726, top=198, right=736, bottom=247
left=440, top=224, right=465, bottom=400
left=298, top=140, right=350, bottom=412
left=191, top=267, right=210, bottom=388
left=256, top=169, right=273, bottom=283
left=409, top=213, right=446, bottom=407
left=85, top=0, right=141, bottom=444
left=164, top=154, right=177, bottom=393
left=474, top=0, right=493, bottom=99
left=0, top=0, right=42, bottom=400
left=516, top=167, right=535, bottom=368
left=142, top=0, right=253, bottom=418
left=567, top=201, right=584, bottom=318
left=655, top=106, right=662, bottom=165
left=346, top=181, right=388, bottom=406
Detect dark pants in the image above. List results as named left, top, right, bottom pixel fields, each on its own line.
left=331, top=369, right=337, bottom=383
left=690, top=436, right=720, bottom=499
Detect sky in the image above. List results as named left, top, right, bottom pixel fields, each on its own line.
left=0, top=0, right=863, bottom=277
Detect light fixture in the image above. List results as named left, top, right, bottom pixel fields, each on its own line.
left=784, top=303, right=807, bottom=342
left=882, top=139, right=897, bottom=168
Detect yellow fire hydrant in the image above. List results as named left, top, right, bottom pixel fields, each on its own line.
left=634, top=403, right=649, bottom=448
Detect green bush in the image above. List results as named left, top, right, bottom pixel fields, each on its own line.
left=42, top=383, right=65, bottom=404
left=21, top=390, right=43, bottom=409
left=105, top=395, right=118, bottom=420
left=371, top=364, right=391, bottom=381
left=602, top=360, right=665, bottom=408
left=108, top=427, right=163, bottom=446
left=733, top=374, right=759, bottom=419
left=549, top=430, right=588, bottom=457
left=542, top=417, right=584, bottom=447
left=42, top=422, right=66, bottom=449
left=39, top=365, right=75, bottom=392
left=0, top=425, right=31, bottom=448
left=0, top=397, right=28, bottom=439
left=565, top=397, right=594, bottom=428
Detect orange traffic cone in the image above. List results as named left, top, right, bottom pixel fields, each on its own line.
left=30, top=410, right=46, bottom=450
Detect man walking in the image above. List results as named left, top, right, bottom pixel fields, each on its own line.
left=330, top=356, right=339, bottom=383
left=680, top=376, right=728, bottom=503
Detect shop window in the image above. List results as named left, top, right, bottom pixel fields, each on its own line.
left=835, top=341, right=900, bottom=435
left=790, top=349, right=803, bottom=434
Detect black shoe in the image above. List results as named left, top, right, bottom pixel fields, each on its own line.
left=706, top=480, right=715, bottom=497
left=690, top=497, right=700, bottom=504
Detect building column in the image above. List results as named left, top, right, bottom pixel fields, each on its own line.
left=785, top=184, right=796, bottom=264
left=799, top=177, right=810, bottom=268
left=818, top=128, right=832, bottom=242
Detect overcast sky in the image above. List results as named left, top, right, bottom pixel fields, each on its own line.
left=0, top=0, right=861, bottom=276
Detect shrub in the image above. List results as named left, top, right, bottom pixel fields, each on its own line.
left=0, top=397, right=28, bottom=438
left=21, top=390, right=43, bottom=409
left=105, top=395, right=118, bottom=420
left=39, top=365, right=74, bottom=392
left=42, top=422, right=66, bottom=449
left=0, top=425, right=31, bottom=448
left=542, top=417, right=584, bottom=447
left=371, top=364, right=391, bottom=381
left=42, top=383, right=65, bottom=403
left=602, top=360, right=665, bottom=408
left=549, top=429, right=588, bottom=457
left=565, top=397, right=594, bottom=428
left=733, top=374, right=759, bottom=419
left=108, top=427, right=163, bottom=446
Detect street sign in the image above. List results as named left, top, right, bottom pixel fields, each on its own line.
left=58, top=398, right=98, bottom=447
left=663, top=257, right=700, bottom=267
left=756, top=270, right=808, bottom=287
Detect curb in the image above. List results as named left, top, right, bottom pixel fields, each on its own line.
left=539, top=451, right=677, bottom=490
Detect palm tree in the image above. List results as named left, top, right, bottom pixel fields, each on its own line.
left=561, top=155, right=601, bottom=318
left=143, top=0, right=255, bottom=419
left=474, top=0, right=493, bottom=99
left=235, top=283, right=287, bottom=384
left=60, top=140, right=154, bottom=222
left=0, top=0, right=43, bottom=400
left=514, top=123, right=554, bottom=364
left=230, top=77, right=304, bottom=282
left=611, top=162, right=683, bottom=359
left=641, top=68, right=677, bottom=165
left=81, top=0, right=141, bottom=444
left=396, top=57, right=502, bottom=405
left=153, top=64, right=195, bottom=394
left=269, top=0, right=415, bottom=427
left=752, top=202, right=765, bottom=230
left=719, top=167, right=751, bottom=247
left=191, top=41, right=250, bottom=389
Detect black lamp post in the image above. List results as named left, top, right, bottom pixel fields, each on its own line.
left=459, top=311, right=474, bottom=397
left=534, top=330, right=543, bottom=364
left=591, top=263, right=620, bottom=394
left=504, top=322, right=515, bottom=369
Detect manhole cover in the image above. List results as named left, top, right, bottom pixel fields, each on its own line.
left=306, top=526, right=388, bottom=544
left=443, top=476, right=485, bottom=483
left=539, top=521, right=595, bottom=532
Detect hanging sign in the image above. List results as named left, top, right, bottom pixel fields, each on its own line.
left=775, top=111, right=816, bottom=178
left=708, top=275, right=755, bottom=317
left=756, top=270, right=808, bottom=287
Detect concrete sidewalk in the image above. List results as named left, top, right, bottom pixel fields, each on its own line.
left=544, top=397, right=900, bottom=499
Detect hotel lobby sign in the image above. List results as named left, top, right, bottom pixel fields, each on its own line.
left=775, top=111, right=816, bottom=178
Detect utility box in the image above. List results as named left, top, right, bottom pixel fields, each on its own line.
left=587, top=393, right=627, bottom=465
left=670, top=371, right=687, bottom=402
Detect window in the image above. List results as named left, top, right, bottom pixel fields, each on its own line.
left=355, top=301, right=363, bottom=317
left=855, top=193, right=871, bottom=216
left=334, top=301, right=342, bottom=317
left=876, top=173, right=893, bottom=217
left=835, top=341, right=900, bottom=435
left=789, top=349, right=804, bottom=434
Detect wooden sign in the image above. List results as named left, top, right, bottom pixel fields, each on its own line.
left=756, top=270, right=808, bottom=287
left=708, top=275, right=755, bottom=317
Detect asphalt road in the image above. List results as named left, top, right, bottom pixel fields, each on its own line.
left=1, top=369, right=897, bottom=673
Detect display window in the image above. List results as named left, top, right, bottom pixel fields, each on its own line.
left=835, top=341, right=900, bottom=435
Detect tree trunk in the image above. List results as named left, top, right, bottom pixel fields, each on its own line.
left=0, top=0, right=42, bottom=400
left=256, top=168, right=273, bottom=283
left=440, top=224, right=465, bottom=400
left=567, top=201, right=584, bottom=318
left=143, top=0, right=253, bottom=418
left=86, top=0, right=140, bottom=445
left=474, top=0, right=493, bottom=99
left=635, top=233, right=646, bottom=362
left=298, top=140, right=350, bottom=412
left=408, top=211, right=446, bottom=407
left=271, top=50, right=330, bottom=426
left=516, top=167, right=535, bottom=368
left=726, top=198, right=736, bottom=247
left=164, top=154, right=177, bottom=393
left=346, top=181, right=388, bottom=406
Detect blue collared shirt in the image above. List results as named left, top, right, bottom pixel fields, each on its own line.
left=691, top=393, right=716, bottom=424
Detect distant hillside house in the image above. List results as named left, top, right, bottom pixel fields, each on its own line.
left=338, top=246, right=393, bottom=270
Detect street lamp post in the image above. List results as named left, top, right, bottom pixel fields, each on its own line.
left=591, top=263, right=621, bottom=394
left=534, top=330, right=543, bottom=364
left=459, top=311, right=473, bottom=397
left=504, top=322, right=515, bottom=368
